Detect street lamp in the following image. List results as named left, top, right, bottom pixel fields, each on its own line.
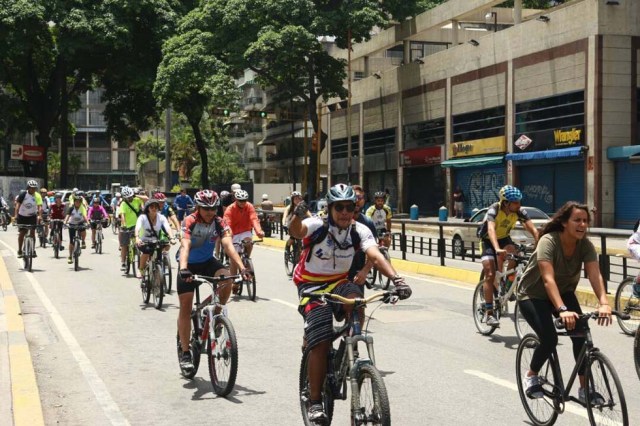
left=485, top=11, right=497, bottom=32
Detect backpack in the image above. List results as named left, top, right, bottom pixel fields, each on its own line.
left=303, top=218, right=361, bottom=263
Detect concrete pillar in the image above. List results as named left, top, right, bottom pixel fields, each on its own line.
left=397, top=91, right=404, bottom=212
left=513, top=0, right=523, bottom=25
left=506, top=60, right=514, bottom=185
left=359, top=104, right=365, bottom=186
left=451, top=20, right=459, bottom=46
left=403, top=40, right=411, bottom=64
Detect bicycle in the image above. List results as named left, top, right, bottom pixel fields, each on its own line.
left=299, top=288, right=403, bottom=426
left=284, top=237, right=302, bottom=277
left=613, top=275, right=640, bottom=335
left=66, top=223, right=88, bottom=271
left=162, top=249, right=173, bottom=294
left=365, top=232, right=392, bottom=290
left=140, top=239, right=171, bottom=309
left=123, top=227, right=139, bottom=278
left=16, top=224, right=38, bottom=272
left=37, top=220, right=48, bottom=248
left=92, top=220, right=105, bottom=254
left=634, top=328, right=640, bottom=381
left=111, top=215, right=120, bottom=235
left=0, top=209, right=9, bottom=231
left=176, top=274, right=241, bottom=396
left=516, top=311, right=629, bottom=426
left=233, top=239, right=261, bottom=301
left=472, top=244, right=534, bottom=339
left=50, top=219, right=64, bottom=259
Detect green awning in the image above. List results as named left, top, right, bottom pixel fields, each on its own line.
left=441, top=155, right=504, bottom=168
left=607, top=145, right=640, bottom=160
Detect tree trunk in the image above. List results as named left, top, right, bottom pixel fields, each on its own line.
left=306, top=96, right=325, bottom=199
left=189, top=116, right=209, bottom=189
left=60, top=80, right=69, bottom=188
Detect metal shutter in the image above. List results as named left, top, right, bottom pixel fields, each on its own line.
left=615, top=161, right=640, bottom=229
left=454, top=165, right=505, bottom=216
left=519, top=165, right=554, bottom=213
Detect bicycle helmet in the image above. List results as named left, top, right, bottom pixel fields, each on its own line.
left=234, top=189, right=249, bottom=201
left=291, top=191, right=302, bottom=198
left=220, top=190, right=230, bottom=198
left=230, top=183, right=241, bottom=192
left=72, top=187, right=79, bottom=193
left=47, top=191, right=54, bottom=196
left=115, top=192, right=121, bottom=198
left=374, top=191, right=385, bottom=199
left=326, top=183, right=356, bottom=205
left=92, top=198, right=100, bottom=204
left=54, top=193, right=62, bottom=199
left=121, top=186, right=134, bottom=199
left=27, top=180, right=38, bottom=188
left=262, top=193, right=269, bottom=200
left=499, top=185, right=522, bottom=203
left=194, top=190, right=220, bottom=207
left=143, top=198, right=160, bottom=212
left=153, top=192, right=166, bottom=201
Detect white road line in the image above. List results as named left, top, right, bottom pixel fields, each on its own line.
left=464, top=369, right=590, bottom=421
left=272, top=298, right=299, bottom=310
left=0, top=240, right=130, bottom=426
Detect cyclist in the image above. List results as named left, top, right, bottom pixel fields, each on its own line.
left=365, top=191, right=393, bottom=248
left=49, top=194, right=66, bottom=248
left=135, top=198, right=175, bottom=280
left=283, top=191, right=310, bottom=257
left=288, top=183, right=412, bottom=423
left=350, top=185, right=378, bottom=284
left=517, top=201, right=611, bottom=403
left=88, top=198, right=109, bottom=249
left=0, top=195, right=9, bottom=226
left=15, top=180, right=43, bottom=258
left=176, top=190, right=249, bottom=371
left=69, top=188, right=89, bottom=209
left=173, top=188, right=194, bottom=222
left=260, top=193, right=273, bottom=211
left=63, top=196, right=89, bottom=264
left=118, top=186, right=145, bottom=271
left=223, top=189, right=264, bottom=291
left=477, top=185, right=539, bottom=327
left=39, top=188, right=51, bottom=242
left=154, top=192, right=181, bottom=235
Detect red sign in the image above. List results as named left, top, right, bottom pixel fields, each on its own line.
left=10, top=145, right=45, bottom=162
left=400, top=146, right=442, bottom=167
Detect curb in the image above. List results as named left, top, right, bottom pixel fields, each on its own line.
left=0, top=256, right=45, bottom=426
left=260, top=237, right=606, bottom=308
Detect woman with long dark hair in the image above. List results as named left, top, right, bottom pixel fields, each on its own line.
left=517, top=201, right=611, bottom=403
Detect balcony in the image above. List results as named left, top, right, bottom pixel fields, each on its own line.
left=242, top=97, right=263, bottom=108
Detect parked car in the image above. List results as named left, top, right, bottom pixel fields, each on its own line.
left=450, top=206, right=550, bottom=256
left=86, top=190, right=113, bottom=214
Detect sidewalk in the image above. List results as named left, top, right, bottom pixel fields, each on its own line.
left=0, top=254, right=45, bottom=426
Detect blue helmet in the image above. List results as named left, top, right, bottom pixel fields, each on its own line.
left=499, top=185, right=522, bottom=202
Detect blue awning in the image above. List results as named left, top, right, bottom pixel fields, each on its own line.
left=607, top=145, right=640, bottom=160
left=440, top=155, right=504, bottom=168
left=505, top=146, right=584, bottom=162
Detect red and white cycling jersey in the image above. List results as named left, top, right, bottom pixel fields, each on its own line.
left=293, top=217, right=376, bottom=285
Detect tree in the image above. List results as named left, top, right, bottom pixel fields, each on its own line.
left=47, top=151, right=61, bottom=187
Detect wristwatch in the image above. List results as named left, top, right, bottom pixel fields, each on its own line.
left=557, top=305, right=568, bottom=313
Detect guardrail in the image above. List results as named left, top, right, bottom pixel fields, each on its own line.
left=256, top=211, right=637, bottom=292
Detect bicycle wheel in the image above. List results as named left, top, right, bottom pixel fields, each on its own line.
left=74, top=240, right=80, bottom=271
left=177, top=330, right=201, bottom=379
left=284, top=246, right=294, bottom=277
left=111, top=218, right=117, bottom=235
left=245, top=258, right=256, bottom=301
left=53, top=233, right=60, bottom=259
left=162, top=254, right=172, bottom=294
left=614, top=277, right=640, bottom=335
left=516, top=334, right=560, bottom=426
left=96, top=231, right=103, bottom=254
left=141, top=268, right=151, bottom=304
left=472, top=280, right=497, bottom=335
left=152, top=264, right=164, bottom=309
left=299, top=347, right=335, bottom=426
left=365, top=266, right=376, bottom=289
left=514, top=302, right=535, bottom=340
left=128, top=245, right=138, bottom=278
left=585, top=351, right=628, bottom=426
left=24, top=238, right=33, bottom=272
left=378, top=250, right=391, bottom=290
left=39, top=228, right=46, bottom=248
left=634, top=330, right=640, bottom=381
left=352, top=363, right=391, bottom=426
left=208, top=315, right=238, bottom=396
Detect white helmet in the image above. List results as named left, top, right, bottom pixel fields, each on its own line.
left=27, top=180, right=38, bottom=188
left=231, top=183, right=241, bottom=192
left=121, top=187, right=134, bottom=198
left=115, top=192, right=121, bottom=198
left=262, top=193, right=269, bottom=200
left=234, top=189, right=249, bottom=201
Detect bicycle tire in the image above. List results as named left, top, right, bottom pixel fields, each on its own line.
left=96, top=231, right=103, bottom=254
left=284, top=246, right=294, bottom=277
left=111, top=219, right=117, bottom=235
left=53, top=234, right=59, bottom=259
left=515, top=334, right=559, bottom=426
left=152, top=264, right=164, bottom=309
left=176, top=331, right=200, bottom=379
left=142, top=268, right=151, bottom=304
left=514, top=302, right=535, bottom=340
left=128, top=244, right=138, bottom=278
left=585, top=351, right=628, bottom=426
left=472, top=280, right=497, bottom=335
left=634, top=329, right=640, bottom=381
left=365, top=267, right=376, bottom=289
left=74, top=240, right=80, bottom=271
left=353, top=363, right=391, bottom=426
left=299, top=347, right=335, bottom=426
left=614, top=277, right=640, bottom=335
left=245, top=258, right=256, bottom=301
left=24, top=238, right=33, bottom=272
left=208, top=315, right=238, bottom=396
left=163, top=254, right=172, bottom=294
left=379, top=250, right=391, bottom=290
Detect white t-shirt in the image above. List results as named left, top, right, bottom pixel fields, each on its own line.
left=292, top=217, right=376, bottom=285
left=135, top=214, right=170, bottom=243
left=18, top=192, right=41, bottom=217
left=66, top=206, right=87, bottom=225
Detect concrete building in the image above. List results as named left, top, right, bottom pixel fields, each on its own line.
left=325, top=0, right=639, bottom=228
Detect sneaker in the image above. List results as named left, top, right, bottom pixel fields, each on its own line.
left=308, top=403, right=327, bottom=423
left=81, top=241, right=86, bottom=249
left=179, top=351, right=194, bottom=371
left=91, top=242, right=96, bottom=249
left=578, top=387, right=605, bottom=406
left=232, top=283, right=240, bottom=295
left=67, top=256, right=72, bottom=264
left=17, top=250, right=23, bottom=258
left=33, top=251, right=37, bottom=258
left=525, top=375, right=544, bottom=399
left=484, top=312, right=500, bottom=327
left=121, top=263, right=127, bottom=271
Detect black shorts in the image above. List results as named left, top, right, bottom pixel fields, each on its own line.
left=68, top=225, right=86, bottom=242
left=17, top=215, right=37, bottom=226
left=481, top=237, right=515, bottom=262
left=177, top=258, right=227, bottom=295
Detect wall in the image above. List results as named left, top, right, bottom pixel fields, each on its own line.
left=253, top=183, right=303, bottom=206
left=0, top=177, right=43, bottom=213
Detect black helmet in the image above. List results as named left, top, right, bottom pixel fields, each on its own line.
left=326, top=183, right=356, bottom=205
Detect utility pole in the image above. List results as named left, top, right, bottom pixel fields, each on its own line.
left=164, top=108, right=171, bottom=192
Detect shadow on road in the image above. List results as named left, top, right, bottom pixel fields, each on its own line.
left=182, top=378, right=266, bottom=402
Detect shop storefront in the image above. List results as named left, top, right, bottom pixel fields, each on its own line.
left=607, top=146, right=640, bottom=229
left=400, top=146, right=444, bottom=215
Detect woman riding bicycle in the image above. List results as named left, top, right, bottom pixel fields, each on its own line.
left=88, top=198, right=109, bottom=249
left=64, top=197, right=89, bottom=264
left=517, top=201, right=611, bottom=403
left=135, top=199, right=175, bottom=279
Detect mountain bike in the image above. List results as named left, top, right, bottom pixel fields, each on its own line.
left=516, top=311, right=629, bottom=426
left=67, top=223, right=87, bottom=271
left=140, top=240, right=171, bottom=309
left=111, top=215, right=120, bottom=235
left=613, top=276, right=640, bottom=335
left=37, top=221, right=48, bottom=248
left=472, top=245, right=534, bottom=339
left=123, top=227, right=139, bottom=278
left=365, top=232, right=392, bottom=290
left=176, top=274, right=241, bottom=396
left=162, top=250, right=173, bottom=294
left=50, top=219, right=64, bottom=259
left=92, top=220, right=105, bottom=254
left=233, top=239, right=261, bottom=301
left=285, top=237, right=302, bottom=277
left=299, top=288, right=403, bottom=426
left=16, top=224, right=38, bottom=272
left=0, top=209, right=9, bottom=231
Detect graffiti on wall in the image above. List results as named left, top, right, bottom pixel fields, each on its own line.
left=522, top=185, right=553, bottom=205
left=461, top=170, right=503, bottom=213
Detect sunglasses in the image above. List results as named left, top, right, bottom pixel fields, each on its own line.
left=333, top=203, right=355, bottom=213
left=200, top=207, right=217, bottom=211
left=356, top=195, right=364, bottom=200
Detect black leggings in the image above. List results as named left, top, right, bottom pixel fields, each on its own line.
left=518, top=293, right=586, bottom=375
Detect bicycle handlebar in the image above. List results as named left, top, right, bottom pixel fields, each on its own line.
left=300, top=289, right=398, bottom=305
left=192, top=274, right=242, bottom=284
left=554, top=310, right=629, bottom=330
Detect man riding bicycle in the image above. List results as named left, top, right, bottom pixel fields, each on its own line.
left=88, top=198, right=109, bottom=249
left=118, top=186, right=145, bottom=271
left=288, top=183, right=412, bottom=423
left=154, top=192, right=181, bottom=235
left=478, top=185, right=539, bottom=327
left=15, top=180, right=43, bottom=258
left=173, top=188, right=194, bottom=222
left=223, top=189, right=264, bottom=291
left=176, top=190, right=249, bottom=371
left=365, top=191, right=393, bottom=248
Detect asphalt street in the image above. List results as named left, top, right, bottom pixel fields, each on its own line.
left=1, top=226, right=639, bottom=425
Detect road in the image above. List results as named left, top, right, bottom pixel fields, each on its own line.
left=1, top=226, right=639, bottom=425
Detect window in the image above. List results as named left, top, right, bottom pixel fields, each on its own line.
left=452, top=106, right=505, bottom=142
left=363, top=129, right=395, bottom=155
left=331, top=137, right=358, bottom=159
left=515, top=91, right=584, bottom=135
left=354, top=71, right=365, bottom=81
left=404, top=118, right=446, bottom=149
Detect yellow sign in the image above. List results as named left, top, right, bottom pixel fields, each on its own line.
left=554, top=128, right=582, bottom=146
left=449, top=136, right=506, bottom=158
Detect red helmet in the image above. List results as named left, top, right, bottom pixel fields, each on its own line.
left=194, top=190, right=220, bottom=207
left=153, top=192, right=166, bottom=201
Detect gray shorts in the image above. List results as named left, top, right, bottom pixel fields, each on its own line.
left=118, top=227, right=135, bottom=246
